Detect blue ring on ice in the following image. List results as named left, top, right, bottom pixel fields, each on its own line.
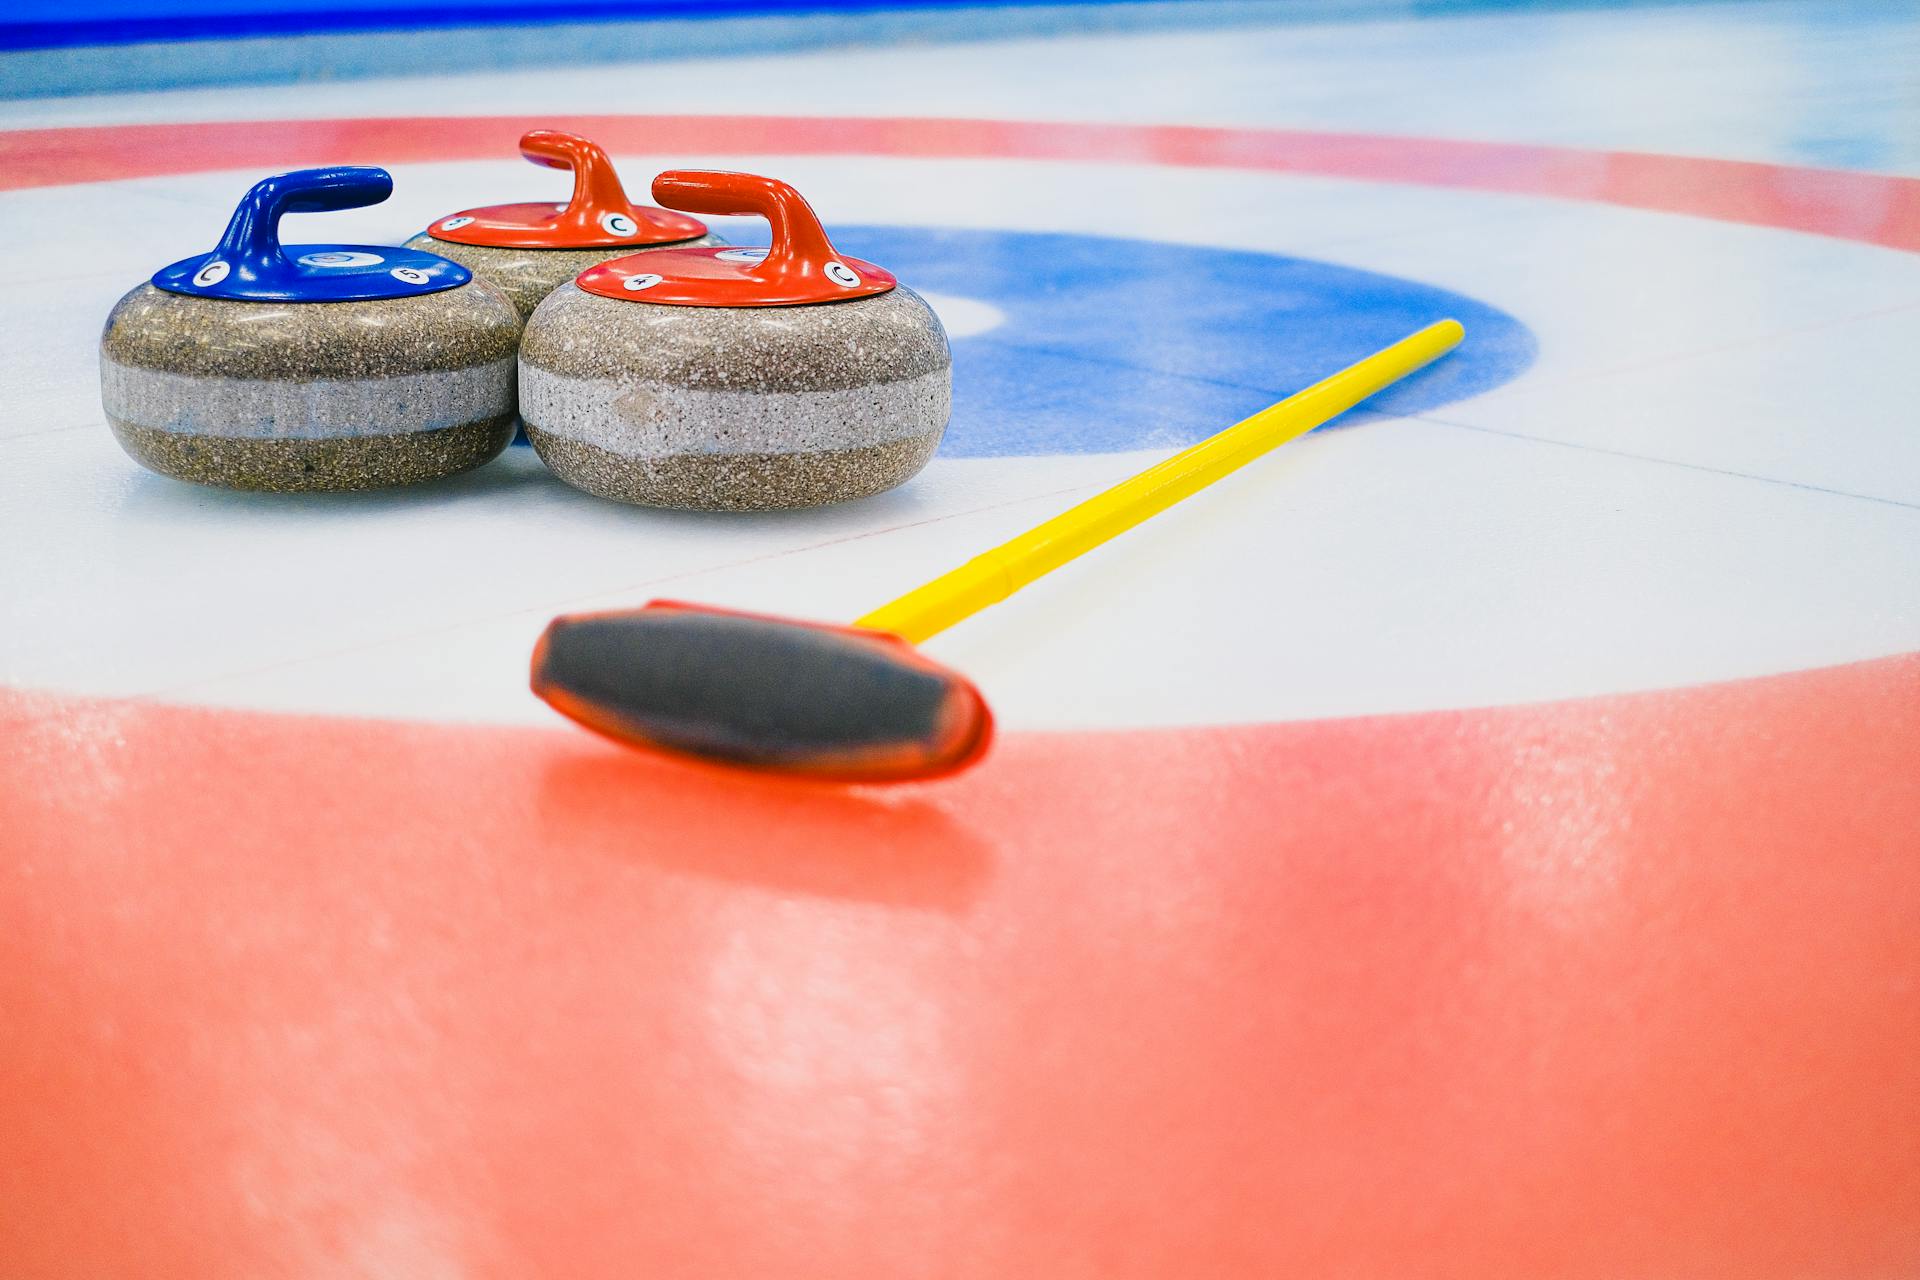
left=826, top=225, right=1537, bottom=458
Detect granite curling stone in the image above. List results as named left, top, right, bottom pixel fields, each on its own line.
left=405, top=130, right=718, bottom=322
left=101, top=166, right=521, bottom=493
left=518, top=169, right=951, bottom=512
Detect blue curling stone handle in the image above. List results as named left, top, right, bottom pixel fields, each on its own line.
left=152, top=166, right=470, bottom=303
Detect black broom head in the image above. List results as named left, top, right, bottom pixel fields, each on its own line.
left=531, top=601, right=994, bottom=782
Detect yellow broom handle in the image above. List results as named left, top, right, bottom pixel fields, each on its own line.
left=855, top=318, right=1464, bottom=645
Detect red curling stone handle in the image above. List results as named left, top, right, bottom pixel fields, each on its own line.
left=652, top=169, right=841, bottom=288
left=577, top=169, right=893, bottom=305
left=519, top=129, right=635, bottom=230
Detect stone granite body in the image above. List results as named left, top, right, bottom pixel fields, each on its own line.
left=100, top=281, right=521, bottom=492
left=518, top=283, right=951, bottom=511
left=403, top=233, right=724, bottom=322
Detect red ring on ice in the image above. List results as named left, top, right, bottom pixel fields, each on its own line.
left=4, top=114, right=1917, bottom=249
left=4, top=117, right=1919, bottom=1276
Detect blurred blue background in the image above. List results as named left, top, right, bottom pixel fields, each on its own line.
left=0, top=0, right=1752, bottom=98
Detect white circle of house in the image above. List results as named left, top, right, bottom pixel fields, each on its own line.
left=15, top=156, right=1919, bottom=733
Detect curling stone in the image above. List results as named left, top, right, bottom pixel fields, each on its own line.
left=101, top=166, right=520, bottom=492
left=519, top=170, right=951, bottom=511
left=405, top=130, right=717, bottom=322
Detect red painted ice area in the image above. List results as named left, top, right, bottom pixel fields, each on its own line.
left=4, top=651, right=1918, bottom=1275
left=5, top=114, right=1918, bottom=251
